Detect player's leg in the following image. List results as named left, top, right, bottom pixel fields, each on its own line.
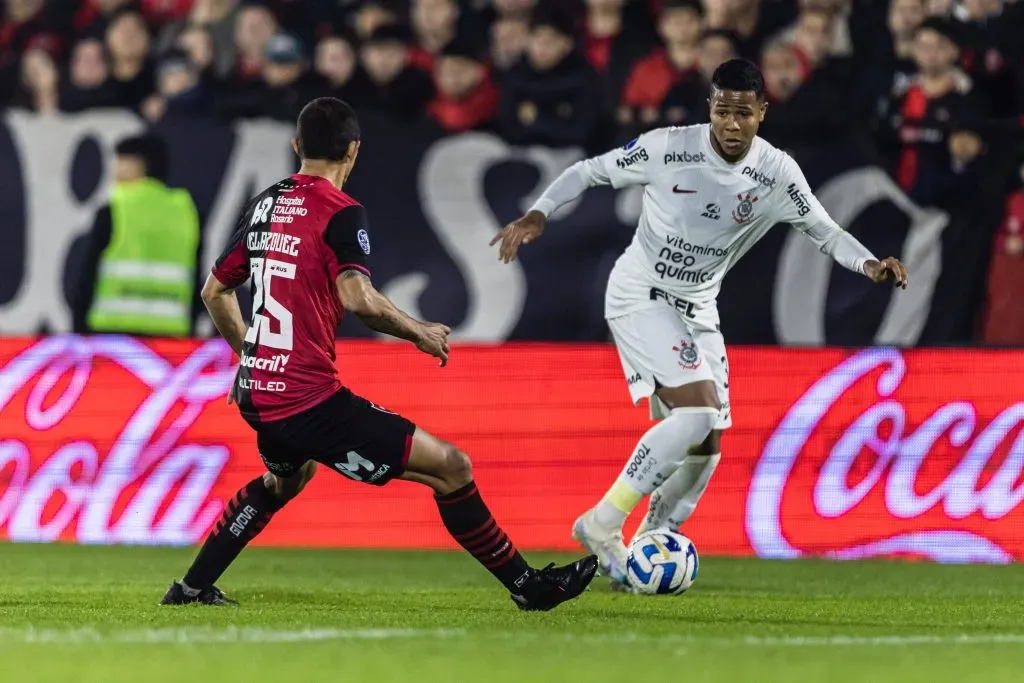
left=573, top=308, right=719, bottom=582
left=399, top=427, right=597, bottom=611
left=637, top=430, right=721, bottom=536
left=161, top=440, right=315, bottom=606
left=637, top=329, right=729, bottom=536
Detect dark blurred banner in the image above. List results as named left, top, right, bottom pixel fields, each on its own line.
left=0, top=111, right=997, bottom=343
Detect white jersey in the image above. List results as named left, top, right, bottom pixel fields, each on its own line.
left=573, top=125, right=852, bottom=319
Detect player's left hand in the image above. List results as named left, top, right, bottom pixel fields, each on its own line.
left=490, top=210, right=546, bottom=264
left=864, top=257, right=909, bottom=289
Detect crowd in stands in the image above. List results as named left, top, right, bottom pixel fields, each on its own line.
left=3, top=1, right=1024, bottom=282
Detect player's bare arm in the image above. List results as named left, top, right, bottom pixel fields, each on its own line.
left=334, top=270, right=451, bottom=366
left=200, top=273, right=247, bottom=356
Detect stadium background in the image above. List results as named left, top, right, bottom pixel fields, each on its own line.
left=2, top=0, right=1024, bottom=563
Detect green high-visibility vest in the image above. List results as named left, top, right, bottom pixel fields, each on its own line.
left=88, top=178, right=200, bottom=337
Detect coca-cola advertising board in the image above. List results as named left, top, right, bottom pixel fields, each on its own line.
left=1, top=336, right=1022, bottom=563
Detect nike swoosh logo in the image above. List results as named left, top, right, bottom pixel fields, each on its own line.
left=672, top=186, right=697, bottom=194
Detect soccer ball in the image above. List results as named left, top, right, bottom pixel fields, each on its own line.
left=625, top=529, right=699, bottom=595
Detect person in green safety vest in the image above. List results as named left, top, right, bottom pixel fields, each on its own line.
left=72, top=133, right=200, bottom=337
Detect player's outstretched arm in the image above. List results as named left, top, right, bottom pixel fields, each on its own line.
left=491, top=129, right=668, bottom=263
left=335, top=270, right=451, bottom=366
left=201, top=273, right=247, bottom=357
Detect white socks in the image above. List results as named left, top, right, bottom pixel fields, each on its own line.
left=593, top=407, right=718, bottom=531
left=638, top=453, right=721, bottom=535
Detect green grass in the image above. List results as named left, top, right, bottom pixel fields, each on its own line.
left=1, top=544, right=1024, bottom=682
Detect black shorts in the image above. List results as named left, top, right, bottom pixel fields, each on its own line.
left=245, top=388, right=416, bottom=485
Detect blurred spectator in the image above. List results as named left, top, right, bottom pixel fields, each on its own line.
left=350, top=0, right=399, bottom=40
left=876, top=18, right=988, bottom=207
left=657, top=28, right=738, bottom=128
left=314, top=34, right=365, bottom=100
left=789, top=8, right=832, bottom=72
left=478, top=0, right=536, bottom=25
left=1, top=0, right=57, bottom=104
left=410, top=0, right=460, bottom=71
left=581, top=0, right=655, bottom=107
left=74, top=0, right=134, bottom=37
left=757, top=39, right=848, bottom=147
left=981, top=163, right=1024, bottom=343
left=925, top=0, right=954, bottom=17
left=73, top=134, right=200, bottom=338
left=232, top=4, right=278, bottom=83
left=428, top=39, right=500, bottom=132
left=261, top=33, right=314, bottom=121
left=497, top=9, right=602, bottom=148
left=490, top=15, right=530, bottom=77
left=14, top=41, right=60, bottom=113
left=619, top=0, right=704, bottom=131
left=958, top=0, right=1017, bottom=116
left=704, top=0, right=795, bottom=61
left=105, top=8, right=155, bottom=110
left=158, top=0, right=240, bottom=79
left=174, top=23, right=217, bottom=87
left=359, top=23, right=435, bottom=119
left=60, top=37, right=120, bottom=112
left=217, top=32, right=312, bottom=120
left=855, top=0, right=923, bottom=121
left=142, top=49, right=209, bottom=121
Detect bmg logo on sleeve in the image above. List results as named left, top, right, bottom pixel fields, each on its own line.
left=617, top=147, right=649, bottom=169
left=786, top=182, right=811, bottom=216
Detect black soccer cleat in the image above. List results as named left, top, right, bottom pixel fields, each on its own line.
left=160, top=580, right=239, bottom=606
left=510, top=555, right=599, bottom=612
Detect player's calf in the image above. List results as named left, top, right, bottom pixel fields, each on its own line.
left=163, top=461, right=316, bottom=605
left=590, top=380, right=720, bottom=534
left=403, top=428, right=596, bottom=610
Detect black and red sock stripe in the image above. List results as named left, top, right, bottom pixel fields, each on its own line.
left=183, top=477, right=284, bottom=589
left=436, top=481, right=530, bottom=591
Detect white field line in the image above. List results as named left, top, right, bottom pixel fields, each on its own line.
left=0, top=627, right=466, bottom=644
left=0, top=628, right=1023, bottom=648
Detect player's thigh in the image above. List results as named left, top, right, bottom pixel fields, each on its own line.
left=395, top=427, right=473, bottom=494
left=608, top=305, right=717, bottom=409
left=254, top=428, right=313, bottom=482
left=692, top=326, right=732, bottom=431
left=301, top=389, right=416, bottom=487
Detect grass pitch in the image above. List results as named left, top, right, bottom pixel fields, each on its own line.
left=1, top=543, right=1023, bottom=683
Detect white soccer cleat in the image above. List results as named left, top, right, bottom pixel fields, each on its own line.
left=571, top=510, right=628, bottom=584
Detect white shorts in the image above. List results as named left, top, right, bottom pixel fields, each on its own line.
left=607, top=302, right=731, bottom=429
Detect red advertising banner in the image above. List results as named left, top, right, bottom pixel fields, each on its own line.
left=1, top=336, right=1023, bottom=563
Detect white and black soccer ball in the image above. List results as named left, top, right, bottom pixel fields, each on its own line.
left=625, top=529, right=699, bottom=595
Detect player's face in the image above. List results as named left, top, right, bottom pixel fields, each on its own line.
left=708, top=88, right=765, bottom=159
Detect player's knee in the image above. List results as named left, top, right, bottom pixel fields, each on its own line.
left=691, top=430, right=722, bottom=456
left=440, top=444, right=473, bottom=488
left=657, top=380, right=720, bottom=412
left=262, top=461, right=316, bottom=502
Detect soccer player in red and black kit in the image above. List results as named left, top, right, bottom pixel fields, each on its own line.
left=159, top=97, right=597, bottom=611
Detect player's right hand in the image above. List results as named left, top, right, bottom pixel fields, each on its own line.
left=490, top=210, right=546, bottom=264
left=415, top=321, right=452, bottom=367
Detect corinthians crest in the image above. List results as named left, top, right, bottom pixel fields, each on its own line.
left=731, top=191, right=759, bottom=224
left=672, top=340, right=702, bottom=369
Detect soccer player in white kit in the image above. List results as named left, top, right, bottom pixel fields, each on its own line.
left=490, top=59, right=909, bottom=585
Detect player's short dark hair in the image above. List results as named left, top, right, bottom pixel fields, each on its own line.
left=115, top=133, right=168, bottom=181
left=295, top=97, right=360, bottom=162
left=711, top=58, right=765, bottom=101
